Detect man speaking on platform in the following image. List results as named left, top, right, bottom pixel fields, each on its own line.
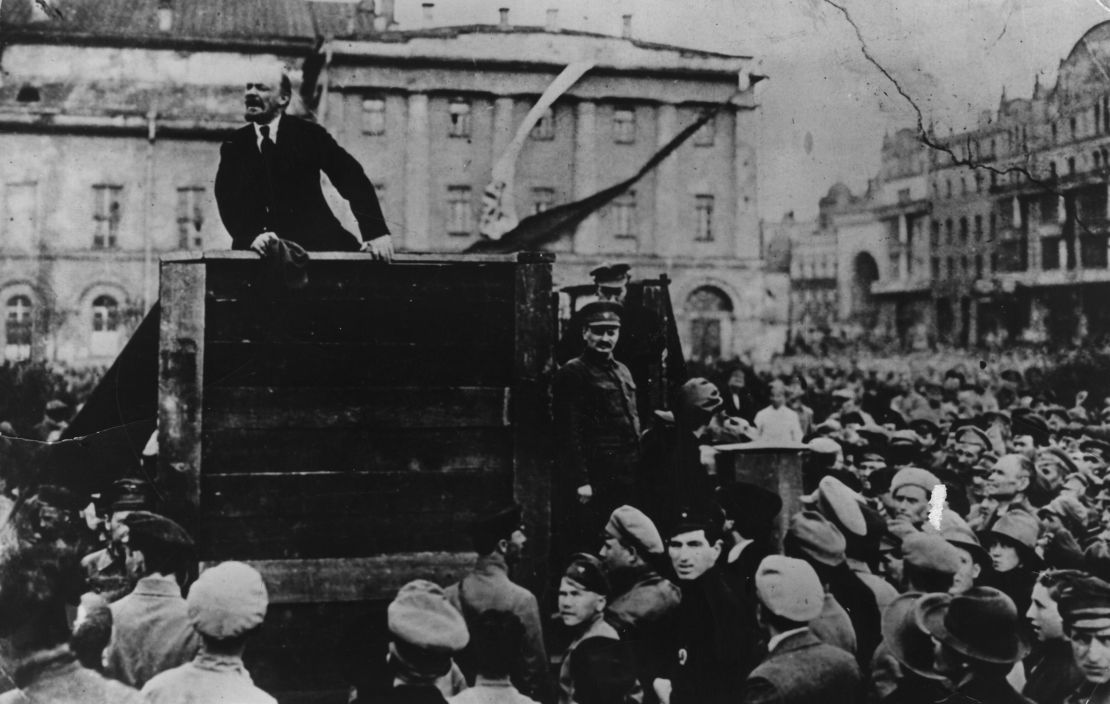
left=215, top=63, right=393, bottom=259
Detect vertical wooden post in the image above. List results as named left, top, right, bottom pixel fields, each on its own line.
left=157, top=256, right=207, bottom=534
left=512, top=252, right=555, bottom=598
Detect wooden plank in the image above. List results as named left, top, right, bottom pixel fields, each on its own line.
left=511, top=258, right=555, bottom=596
left=200, top=471, right=513, bottom=517
left=157, top=261, right=206, bottom=527
left=201, top=427, right=513, bottom=474
left=205, top=258, right=516, bottom=300
left=203, top=386, right=510, bottom=430
left=198, top=513, right=488, bottom=560
left=204, top=341, right=513, bottom=388
left=204, top=553, right=477, bottom=604
left=203, top=296, right=513, bottom=346
left=167, top=250, right=533, bottom=263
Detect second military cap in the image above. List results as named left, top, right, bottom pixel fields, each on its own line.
left=579, top=300, right=623, bottom=327
left=563, top=553, right=610, bottom=596
left=589, top=263, right=631, bottom=286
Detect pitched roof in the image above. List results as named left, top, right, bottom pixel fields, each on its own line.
left=1, top=0, right=316, bottom=48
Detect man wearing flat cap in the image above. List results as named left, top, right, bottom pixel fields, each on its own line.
left=553, top=300, right=640, bottom=553
left=446, top=505, right=550, bottom=703
left=599, top=506, right=680, bottom=701
left=556, top=554, right=621, bottom=704
left=367, top=580, right=470, bottom=704
left=104, top=511, right=200, bottom=689
left=742, top=556, right=860, bottom=704
left=142, top=561, right=275, bottom=704
left=1059, top=574, right=1110, bottom=704
left=654, top=509, right=758, bottom=704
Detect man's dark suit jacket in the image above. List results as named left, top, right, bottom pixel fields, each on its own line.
left=742, top=629, right=861, bottom=704
left=215, top=114, right=390, bottom=252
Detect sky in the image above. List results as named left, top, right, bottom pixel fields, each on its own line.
left=388, top=0, right=1110, bottom=221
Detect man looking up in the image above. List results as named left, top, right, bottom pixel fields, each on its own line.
left=215, top=62, right=393, bottom=258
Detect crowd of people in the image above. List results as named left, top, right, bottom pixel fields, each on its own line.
left=11, top=264, right=1110, bottom=704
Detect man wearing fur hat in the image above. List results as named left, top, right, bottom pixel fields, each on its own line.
left=142, top=561, right=275, bottom=704
left=742, top=556, right=860, bottom=704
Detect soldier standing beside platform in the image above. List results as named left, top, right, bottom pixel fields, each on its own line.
left=553, top=301, right=641, bottom=556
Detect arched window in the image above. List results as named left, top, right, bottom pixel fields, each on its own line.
left=90, top=294, right=122, bottom=357
left=4, top=295, right=31, bottom=361
left=686, top=286, right=733, bottom=362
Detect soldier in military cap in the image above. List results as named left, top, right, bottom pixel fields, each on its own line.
left=553, top=301, right=640, bottom=555
left=82, top=478, right=155, bottom=602
left=1059, top=574, right=1110, bottom=704
left=445, top=505, right=550, bottom=702
left=590, top=263, right=632, bottom=304
left=557, top=554, right=619, bottom=704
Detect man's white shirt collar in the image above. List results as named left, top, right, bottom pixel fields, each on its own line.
left=253, top=113, right=282, bottom=151
left=766, top=626, right=809, bottom=654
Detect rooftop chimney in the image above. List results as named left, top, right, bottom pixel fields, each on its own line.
left=422, top=2, right=434, bottom=26
left=621, top=14, right=632, bottom=39
left=545, top=8, right=558, bottom=31
left=157, top=0, right=173, bottom=32
left=499, top=7, right=509, bottom=27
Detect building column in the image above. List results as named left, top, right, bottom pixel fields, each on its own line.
left=404, top=93, right=430, bottom=251
left=573, top=100, right=599, bottom=254
left=896, top=214, right=908, bottom=280
left=968, top=298, right=979, bottom=347
left=733, top=110, right=759, bottom=260
left=653, top=103, right=678, bottom=257
left=492, top=97, right=514, bottom=166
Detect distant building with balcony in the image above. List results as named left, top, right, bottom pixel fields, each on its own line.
left=829, top=20, right=1110, bottom=349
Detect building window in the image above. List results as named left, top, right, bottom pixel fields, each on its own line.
left=947, top=257, right=955, bottom=279
left=1068, top=157, right=1076, bottom=175
left=90, top=294, right=121, bottom=357
left=175, top=186, right=205, bottom=250
left=361, top=97, right=386, bottom=136
left=91, top=295, right=119, bottom=333
left=92, top=184, right=122, bottom=249
left=931, top=257, right=940, bottom=280
left=975, top=173, right=983, bottom=193
left=945, top=219, right=953, bottom=245
left=975, top=254, right=983, bottom=278
left=446, top=186, right=473, bottom=236
left=990, top=212, right=997, bottom=238
left=930, top=220, right=940, bottom=247
left=694, top=195, right=715, bottom=242
left=4, top=295, right=31, bottom=361
left=946, top=180, right=952, bottom=198
left=3, top=181, right=37, bottom=250
left=1049, top=161, right=1057, bottom=178
left=1070, top=116, right=1077, bottom=140
left=530, top=108, right=555, bottom=141
left=531, top=187, right=555, bottom=215
left=611, top=190, right=637, bottom=239
left=1095, top=151, right=1102, bottom=169
left=686, top=286, right=733, bottom=362
left=898, top=188, right=911, bottom=204
left=959, top=217, right=969, bottom=244
left=694, top=115, right=716, bottom=146
left=448, top=99, right=471, bottom=138
left=960, top=177, right=967, bottom=195
left=1052, top=122, right=1058, bottom=142
left=613, top=108, right=636, bottom=144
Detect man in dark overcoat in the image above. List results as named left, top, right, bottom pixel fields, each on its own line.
left=215, top=63, right=393, bottom=258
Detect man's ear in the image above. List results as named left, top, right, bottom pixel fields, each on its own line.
left=711, top=540, right=723, bottom=560
left=496, top=538, right=509, bottom=555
